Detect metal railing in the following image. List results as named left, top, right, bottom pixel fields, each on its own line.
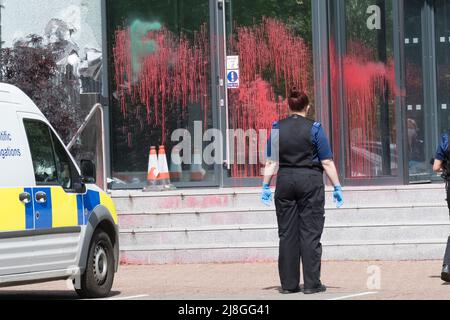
left=67, top=103, right=107, bottom=191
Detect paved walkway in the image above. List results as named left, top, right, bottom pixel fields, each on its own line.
left=0, top=261, right=449, bottom=300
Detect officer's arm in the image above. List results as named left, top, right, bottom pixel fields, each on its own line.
left=263, top=122, right=280, bottom=185
left=322, top=159, right=341, bottom=187
left=434, top=134, right=447, bottom=172
left=263, top=160, right=278, bottom=185
left=314, top=124, right=341, bottom=187
left=433, top=159, right=443, bottom=173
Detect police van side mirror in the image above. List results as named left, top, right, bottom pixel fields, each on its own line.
left=73, top=182, right=86, bottom=194
left=81, top=160, right=96, bottom=184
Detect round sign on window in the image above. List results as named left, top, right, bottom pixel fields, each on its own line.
left=227, top=70, right=240, bottom=89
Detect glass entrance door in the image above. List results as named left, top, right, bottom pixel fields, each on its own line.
left=403, top=0, right=450, bottom=183
left=435, top=0, right=450, bottom=138
left=404, top=0, right=431, bottom=183
left=221, top=0, right=313, bottom=186
left=328, top=0, right=403, bottom=185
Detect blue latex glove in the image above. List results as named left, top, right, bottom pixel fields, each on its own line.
left=333, top=185, right=344, bottom=208
left=261, top=183, right=273, bottom=207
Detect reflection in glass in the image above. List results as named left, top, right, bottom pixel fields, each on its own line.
left=330, top=0, right=398, bottom=180
left=404, top=0, right=428, bottom=181
left=108, top=0, right=214, bottom=188
left=225, top=0, right=313, bottom=180
left=435, top=0, right=450, bottom=136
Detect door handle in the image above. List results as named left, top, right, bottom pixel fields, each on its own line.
left=19, top=192, right=31, bottom=204
left=35, top=191, right=47, bottom=204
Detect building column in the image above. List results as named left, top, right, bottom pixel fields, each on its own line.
left=312, top=0, right=331, bottom=137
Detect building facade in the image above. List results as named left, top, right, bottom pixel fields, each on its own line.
left=1, top=0, right=449, bottom=189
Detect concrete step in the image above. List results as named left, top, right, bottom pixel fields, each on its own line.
left=119, top=222, right=450, bottom=247
left=114, top=185, right=450, bottom=264
left=112, top=185, right=447, bottom=213
left=118, top=204, right=449, bottom=229
left=119, top=239, right=448, bottom=264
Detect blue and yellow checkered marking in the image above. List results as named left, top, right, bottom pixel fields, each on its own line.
left=0, top=187, right=116, bottom=232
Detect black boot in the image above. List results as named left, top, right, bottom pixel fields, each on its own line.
left=279, top=287, right=301, bottom=295
left=303, top=284, right=327, bottom=295
left=442, top=265, right=450, bottom=282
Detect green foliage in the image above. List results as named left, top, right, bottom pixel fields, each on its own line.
left=229, top=0, right=312, bottom=46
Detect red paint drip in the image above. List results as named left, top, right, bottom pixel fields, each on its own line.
left=113, top=24, right=210, bottom=146
left=228, top=18, right=311, bottom=179
left=330, top=40, right=397, bottom=178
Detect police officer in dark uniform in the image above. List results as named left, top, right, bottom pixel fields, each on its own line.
left=261, top=89, right=344, bottom=295
left=432, top=131, right=450, bottom=282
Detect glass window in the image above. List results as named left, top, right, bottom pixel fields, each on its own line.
left=51, top=131, right=74, bottom=190
left=1, top=0, right=103, bottom=145
left=24, top=120, right=59, bottom=185
left=225, top=0, right=313, bottom=180
left=24, top=120, right=75, bottom=189
left=435, top=0, right=450, bottom=135
left=108, top=0, right=215, bottom=188
left=404, top=0, right=429, bottom=182
left=329, top=0, right=399, bottom=181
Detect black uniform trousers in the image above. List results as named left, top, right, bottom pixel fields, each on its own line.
left=444, top=186, right=450, bottom=265
left=275, top=168, right=325, bottom=291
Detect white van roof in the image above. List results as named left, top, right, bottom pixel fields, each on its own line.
left=0, top=83, right=45, bottom=117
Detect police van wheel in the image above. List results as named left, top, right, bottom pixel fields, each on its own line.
left=76, top=230, right=115, bottom=299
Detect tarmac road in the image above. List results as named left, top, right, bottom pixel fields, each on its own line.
left=0, top=261, right=449, bottom=300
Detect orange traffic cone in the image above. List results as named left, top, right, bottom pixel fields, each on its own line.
left=158, top=145, right=176, bottom=190
left=144, top=146, right=160, bottom=192
left=170, top=145, right=183, bottom=182
left=191, top=147, right=206, bottom=181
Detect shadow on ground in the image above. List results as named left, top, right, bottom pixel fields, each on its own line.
left=0, top=290, right=122, bottom=300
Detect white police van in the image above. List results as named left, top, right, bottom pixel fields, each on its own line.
left=0, top=83, right=119, bottom=298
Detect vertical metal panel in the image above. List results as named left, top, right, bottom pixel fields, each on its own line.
left=312, top=0, right=331, bottom=137
left=393, top=0, right=409, bottom=184
left=419, top=0, right=438, bottom=182
left=210, top=0, right=224, bottom=187
left=330, top=0, right=348, bottom=179
left=216, top=0, right=231, bottom=185
left=101, top=0, right=112, bottom=185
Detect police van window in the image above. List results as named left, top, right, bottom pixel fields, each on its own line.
left=50, top=131, right=73, bottom=190
left=23, top=120, right=58, bottom=185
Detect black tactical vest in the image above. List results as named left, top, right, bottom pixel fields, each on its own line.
left=278, top=115, right=323, bottom=171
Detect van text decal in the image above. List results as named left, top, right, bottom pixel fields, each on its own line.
left=0, top=131, right=22, bottom=159
left=0, top=131, right=12, bottom=141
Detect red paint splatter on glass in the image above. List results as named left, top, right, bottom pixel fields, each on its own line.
left=113, top=24, right=210, bottom=145
left=330, top=40, right=397, bottom=178
left=228, top=18, right=311, bottom=179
